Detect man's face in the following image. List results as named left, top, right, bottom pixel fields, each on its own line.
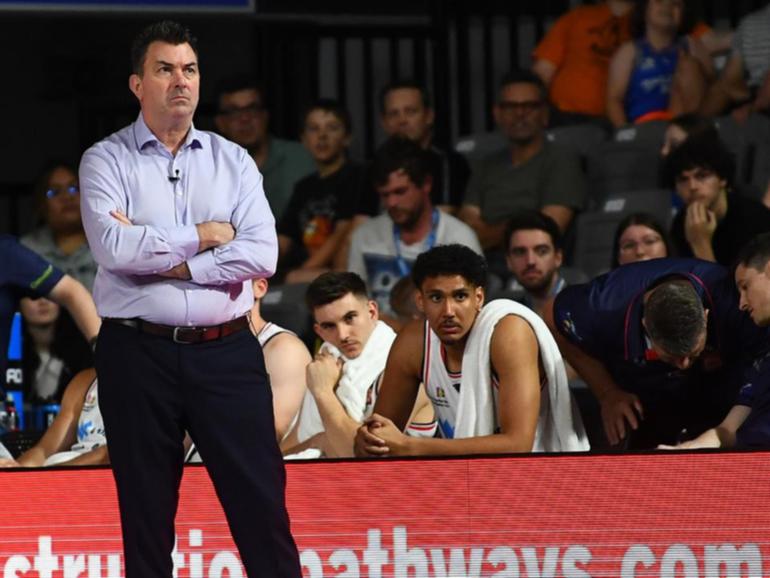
left=44, top=166, right=81, bottom=233
left=506, top=229, right=562, bottom=294
left=493, top=82, right=548, bottom=145
left=313, top=293, right=378, bottom=359
left=302, top=109, right=350, bottom=165
left=736, top=263, right=770, bottom=327
left=674, top=166, right=726, bottom=210
left=381, top=88, right=434, bottom=147
left=416, top=275, right=484, bottom=346
left=377, top=169, right=431, bottom=230
left=215, top=88, right=268, bottom=148
left=648, top=327, right=707, bottom=370
left=129, top=41, right=199, bottom=126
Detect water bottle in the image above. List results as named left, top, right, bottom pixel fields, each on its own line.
left=5, top=393, right=18, bottom=432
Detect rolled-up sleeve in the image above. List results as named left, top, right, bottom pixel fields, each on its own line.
left=186, top=153, right=278, bottom=285
left=80, top=146, right=199, bottom=275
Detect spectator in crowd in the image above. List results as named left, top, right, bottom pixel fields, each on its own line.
left=366, top=80, right=471, bottom=213
left=660, top=113, right=717, bottom=157
left=214, top=76, right=314, bottom=220
left=606, top=0, right=714, bottom=128
left=0, top=369, right=107, bottom=467
left=348, top=137, right=481, bottom=318
left=504, top=211, right=567, bottom=317
left=21, top=162, right=97, bottom=291
left=281, top=272, right=436, bottom=458
left=248, top=278, right=310, bottom=442
left=612, top=212, right=671, bottom=267
left=532, top=0, right=635, bottom=125
left=701, top=2, right=770, bottom=117
left=1, top=236, right=100, bottom=386
left=546, top=258, right=768, bottom=449
left=460, top=70, right=587, bottom=250
left=355, top=244, right=589, bottom=456
left=20, top=296, right=92, bottom=404
left=660, top=233, right=770, bottom=450
left=277, top=99, right=364, bottom=284
left=388, top=276, right=423, bottom=328
left=664, top=135, right=770, bottom=266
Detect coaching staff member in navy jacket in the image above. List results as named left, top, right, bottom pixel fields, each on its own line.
left=545, top=258, right=769, bottom=449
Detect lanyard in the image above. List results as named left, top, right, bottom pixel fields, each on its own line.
left=392, top=208, right=440, bottom=277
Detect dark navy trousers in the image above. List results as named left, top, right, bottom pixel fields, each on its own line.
left=96, top=321, right=301, bottom=577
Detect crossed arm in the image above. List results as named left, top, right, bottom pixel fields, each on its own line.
left=80, top=147, right=277, bottom=284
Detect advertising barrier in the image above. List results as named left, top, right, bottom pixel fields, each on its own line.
left=1, top=452, right=768, bottom=577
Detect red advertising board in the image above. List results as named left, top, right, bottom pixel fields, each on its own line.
left=1, top=452, right=769, bottom=577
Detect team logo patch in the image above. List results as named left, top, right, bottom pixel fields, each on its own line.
left=561, top=312, right=582, bottom=342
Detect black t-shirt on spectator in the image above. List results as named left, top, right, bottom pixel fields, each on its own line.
left=277, top=161, right=363, bottom=257
left=671, top=193, right=770, bottom=266
left=356, top=145, right=471, bottom=216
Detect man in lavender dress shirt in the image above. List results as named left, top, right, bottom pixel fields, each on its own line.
left=79, top=21, right=300, bottom=578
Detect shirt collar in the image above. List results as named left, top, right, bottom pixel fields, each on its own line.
left=133, top=112, right=203, bottom=152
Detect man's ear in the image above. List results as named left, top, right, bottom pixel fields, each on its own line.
left=415, top=291, right=425, bottom=314
left=129, top=74, right=142, bottom=101
left=425, top=107, right=435, bottom=129
left=252, top=278, right=269, bottom=300
left=476, top=285, right=485, bottom=311
left=641, top=316, right=648, bottom=332
left=368, top=299, right=379, bottom=321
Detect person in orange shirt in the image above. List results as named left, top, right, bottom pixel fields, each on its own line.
left=532, top=0, right=635, bottom=124
left=534, top=0, right=723, bottom=127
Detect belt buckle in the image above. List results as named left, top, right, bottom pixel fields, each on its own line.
left=173, top=326, right=195, bottom=344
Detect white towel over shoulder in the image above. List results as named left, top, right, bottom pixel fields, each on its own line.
left=456, top=299, right=589, bottom=452
left=296, top=320, right=397, bottom=444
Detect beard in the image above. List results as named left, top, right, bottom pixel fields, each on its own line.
left=518, top=268, right=557, bottom=295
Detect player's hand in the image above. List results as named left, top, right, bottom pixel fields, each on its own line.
left=598, top=388, right=643, bottom=446
left=306, top=350, right=343, bottom=395
left=196, top=221, right=235, bottom=252
left=0, top=458, right=21, bottom=468
left=354, top=416, right=389, bottom=457
left=684, top=201, right=717, bottom=250
left=363, top=413, right=410, bottom=456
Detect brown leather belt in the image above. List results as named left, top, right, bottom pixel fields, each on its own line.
left=105, top=316, right=250, bottom=344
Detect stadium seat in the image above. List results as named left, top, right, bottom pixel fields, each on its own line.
left=572, top=211, right=623, bottom=279
left=586, top=143, right=662, bottom=207
left=601, top=189, right=673, bottom=227
left=546, top=123, right=609, bottom=159
left=454, top=131, right=507, bottom=162
left=260, top=283, right=315, bottom=348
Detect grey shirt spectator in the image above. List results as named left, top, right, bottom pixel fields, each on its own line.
left=464, top=142, right=587, bottom=226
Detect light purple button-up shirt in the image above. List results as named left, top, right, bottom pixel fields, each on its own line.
left=80, top=114, right=277, bottom=326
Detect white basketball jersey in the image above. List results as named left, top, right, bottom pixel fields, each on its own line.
left=421, top=321, right=500, bottom=439
left=71, top=378, right=106, bottom=452
left=257, top=321, right=293, bottom=347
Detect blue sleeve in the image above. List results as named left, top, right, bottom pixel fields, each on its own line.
left=4, top=236, right=65, bottom=297
left=737, top=352, right=770, bottom=408
left=553, top=283, right=605, bottom=358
